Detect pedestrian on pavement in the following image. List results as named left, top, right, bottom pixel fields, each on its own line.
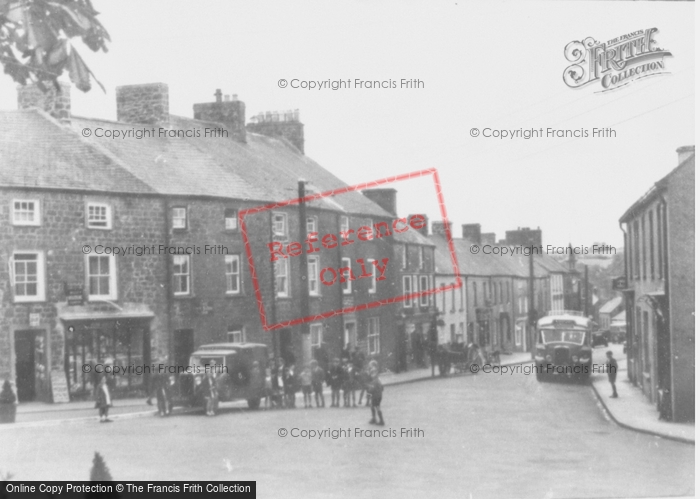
left=606, top=351, right=619, bottom=398
left=311, top=359, right=326, bottom=408
left=328, top=358, right=343, bottom=407
left=300, top=364, right=313, bottom=408
left=95, top=375, right=113, bottom=423
left=367, top=367, right=384, bottom=426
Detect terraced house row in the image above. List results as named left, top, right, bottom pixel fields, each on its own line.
left=0, top=82, right=437, bottom=402
left=0, top=82, right=575, bottom=403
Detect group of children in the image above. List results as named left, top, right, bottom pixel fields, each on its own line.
left=265, top=357, right=385, bottom=425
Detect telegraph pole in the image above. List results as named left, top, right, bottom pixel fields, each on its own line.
left=298, top=180, right=311, bottom=364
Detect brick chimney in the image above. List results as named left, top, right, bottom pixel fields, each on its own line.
left=461, top=224, right=481, bottom=243
left=676, top=145, right=694, bottom=165
left=362, top=188, right=397, bottom=216
left=18, top=82, right=71, bottom=121
left=408, top=214, right=428, bottom=237
left=247, top=109, right=304, bottom=153
left=193, top=89, right=246, bottom=143
left=432, top=221, right=453, bottom=237
left=116, top=83, right=169, bottom=125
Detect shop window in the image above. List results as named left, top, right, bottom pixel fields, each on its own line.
left=12, top=199, right=40, bottom=226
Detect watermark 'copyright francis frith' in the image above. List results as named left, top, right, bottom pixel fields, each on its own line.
left=277, top=427, right=425, bottom=439
left=468, top=244, right=616, bottom=256
left=277, top=78, right=424, bottom=90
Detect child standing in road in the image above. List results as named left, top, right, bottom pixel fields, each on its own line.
left=367, top=367, right=384, bottom=426
left=606, top=351, right=619, bottom=398
left=311, top=360, right=326, bottom=408
left=328, top=358, right=343, bottom=407
left=300, top=364, right=313, bottom=408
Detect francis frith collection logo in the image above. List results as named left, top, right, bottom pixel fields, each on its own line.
left=563, top=28, right=672, bottom=92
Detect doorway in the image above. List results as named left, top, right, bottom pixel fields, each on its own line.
left=14, top=330, right=47, bottom=402
left=174, top=329, right=195, bottom=369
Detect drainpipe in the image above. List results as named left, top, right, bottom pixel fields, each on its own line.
left=162, top=198, right=174, bottom=386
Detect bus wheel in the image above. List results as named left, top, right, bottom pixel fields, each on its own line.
left=247, top=398, right=261, bottom=410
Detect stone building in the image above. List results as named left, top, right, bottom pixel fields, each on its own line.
left=0, top=82, right=416, bottom=401
left=619, top=145, right=695, bottom=422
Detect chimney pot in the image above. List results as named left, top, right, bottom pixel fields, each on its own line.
left=193, top=90, right=246, bottom=143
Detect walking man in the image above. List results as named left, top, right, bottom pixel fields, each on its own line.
left=606, top=350, right=618, bottom=398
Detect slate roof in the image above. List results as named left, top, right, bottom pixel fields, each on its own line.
left=0, top=110, right=154, bottom=194
left=0, top=109, right=393, bottom=219
left=431, top=235, right=569, bottom=278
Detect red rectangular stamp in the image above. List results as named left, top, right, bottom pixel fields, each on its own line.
left=240, top=168, right=462, bottom=331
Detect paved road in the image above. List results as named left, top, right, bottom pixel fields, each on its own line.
left=0, top=366, right=693, bottom=499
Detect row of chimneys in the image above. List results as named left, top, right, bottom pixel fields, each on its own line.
left=16, top=82, right=305, bottom=154
left=361, top=188, right=501, bottom=244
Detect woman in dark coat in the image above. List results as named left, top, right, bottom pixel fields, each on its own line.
left=95, top=376, right=112, bottom=423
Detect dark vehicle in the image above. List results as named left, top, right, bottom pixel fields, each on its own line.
left=610, top=325, right=626, bottom=343
left=534, top=312, right=593, bottom=382
left=591, top=331, right=609, bottom=348
left=170, top=342, right=268, bottom=411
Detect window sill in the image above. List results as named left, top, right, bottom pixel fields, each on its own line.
left=13, top=298, right=46, bottom=304
left=12, top=223, right=41, bottom=227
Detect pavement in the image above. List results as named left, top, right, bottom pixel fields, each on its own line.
left=3, top=351, right=533, bottom=427
left=590, top=343, right=695, bottom=444
left=1, top=357, right=694, bottom=498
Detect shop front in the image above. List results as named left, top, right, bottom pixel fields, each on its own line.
left=58, top=305, right=155, bottom=400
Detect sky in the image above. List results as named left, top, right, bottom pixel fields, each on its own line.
left=0, top=0, right=694, bottom=248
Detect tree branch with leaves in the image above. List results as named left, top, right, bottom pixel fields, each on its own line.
left=0, top=0, right=109, bottom=92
